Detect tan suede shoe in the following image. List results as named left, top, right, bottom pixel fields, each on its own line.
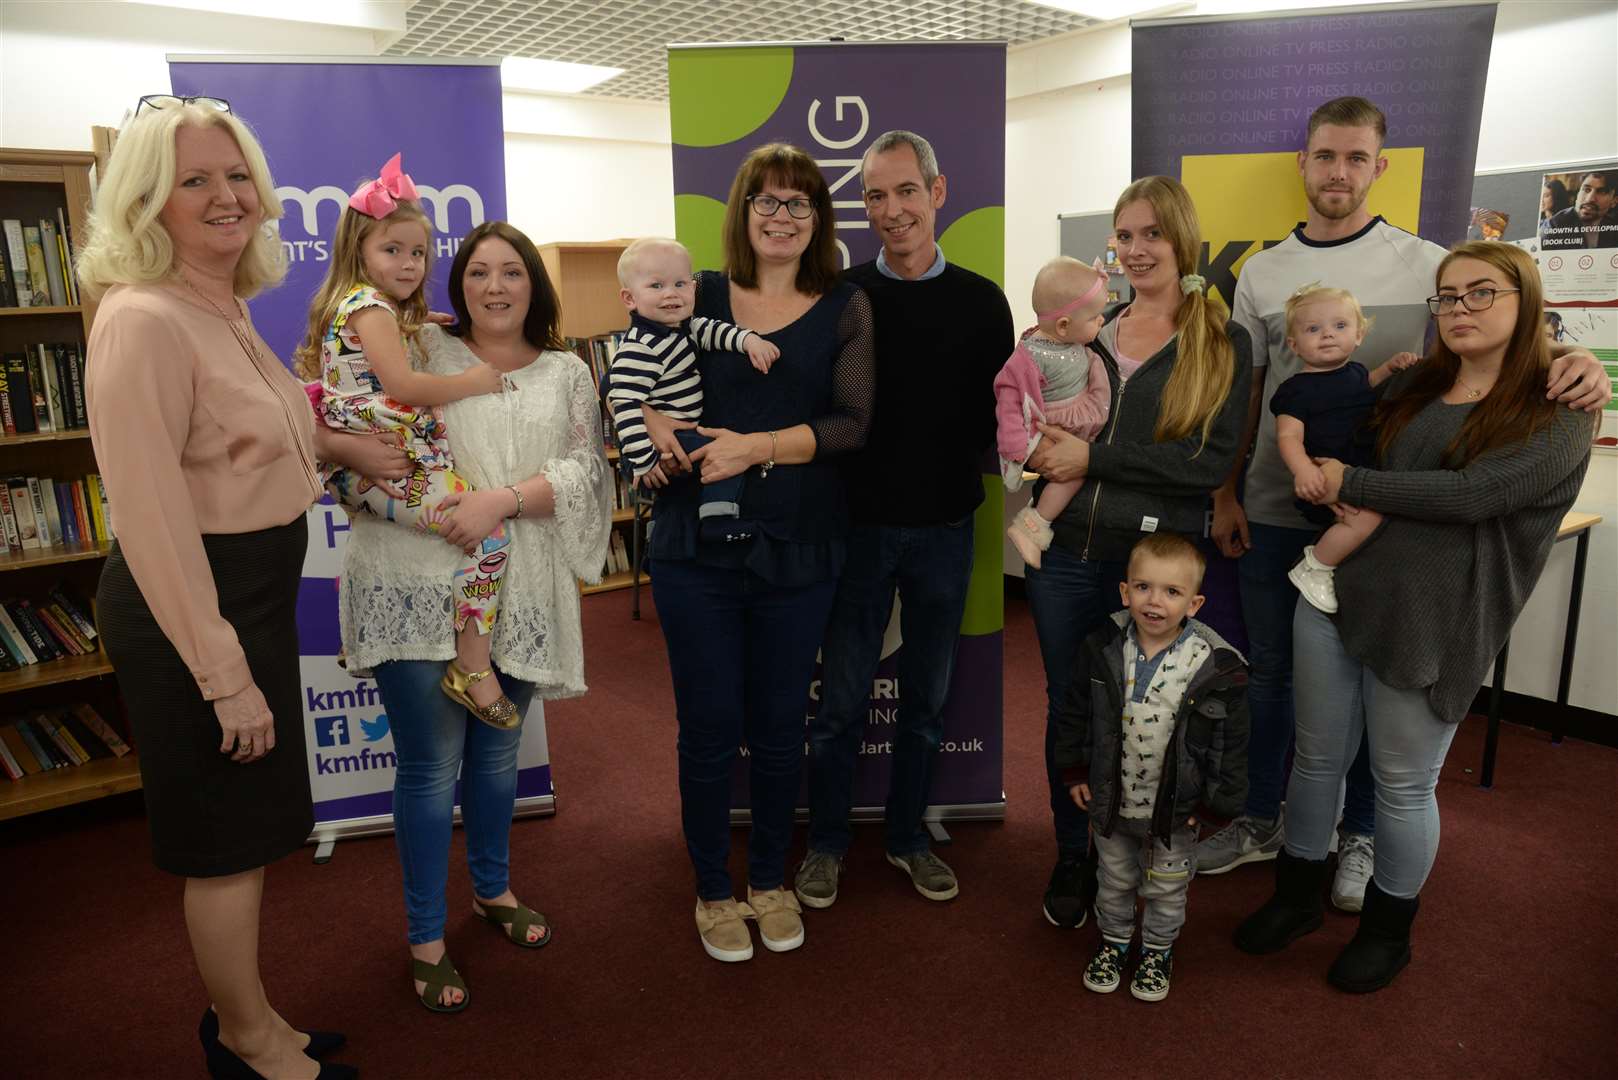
left=695, top=898, right=755, bottom=962
left=747, top=886, right=805, bottom=953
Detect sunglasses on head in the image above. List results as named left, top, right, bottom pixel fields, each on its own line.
left=136, top=94, right=232, bottom=115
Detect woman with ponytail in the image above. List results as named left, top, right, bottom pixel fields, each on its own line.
left=1023, top=175, right=1253, bottom=929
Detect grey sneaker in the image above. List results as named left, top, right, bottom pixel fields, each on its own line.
left=886, top=850, right=959, bottom=901
left=1196, top=810, right=1285, bottom=876
left=1130, top=946, right=1174, bottom=1002
left=1082, top=940, right=1130, bottom=994
left=793, top=851, right=843, bottom=909
left=1331, top=832, right=1375, bottom=913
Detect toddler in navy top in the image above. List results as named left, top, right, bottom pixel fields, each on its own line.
left=1272, top=285, right=1418, bottom=613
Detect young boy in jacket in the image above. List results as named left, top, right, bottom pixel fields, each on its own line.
left=1055, top=532, right=1249, bottom=1001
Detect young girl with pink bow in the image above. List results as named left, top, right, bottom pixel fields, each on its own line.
left=295, top=153, right=520, bottom=728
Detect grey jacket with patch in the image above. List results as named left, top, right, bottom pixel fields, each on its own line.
left=1053, top=612, right=1250, bottom=846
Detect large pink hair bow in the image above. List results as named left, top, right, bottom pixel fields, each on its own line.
left=348, top=152, right=419, bottom=219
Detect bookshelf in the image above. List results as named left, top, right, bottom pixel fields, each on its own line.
left=0, top=147, right=131, bottom=819
left=541, top=239, right=649, bottom=598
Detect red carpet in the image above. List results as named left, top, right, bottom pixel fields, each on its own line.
left=3, top=586, right=1614, bottom=1077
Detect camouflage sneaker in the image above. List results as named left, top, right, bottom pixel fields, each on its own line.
left=1082, top=940, right=1131, bottom=994
left=1131, top=946, right=1174, bottom=1002
left=793, top=851, right=843, bottom=910
left=1195, top=810, right=1285, bottom=876
left=885, top=850, right=959, bottom=901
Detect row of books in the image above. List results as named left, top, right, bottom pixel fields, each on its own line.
left=2, top=342, right=88, bottom=434
left=0, top=213, right=79, bottom=309
left=0, top=584, right=99, bottom=671
left=567, top=333, right=626, bottom=448
left=598, top=527, right=639, bottom=579
left=611, top=469, right=641, bottom=513
left=0, top=474, right=110, bottom=555
left=0, top=704, right=130, bottom=780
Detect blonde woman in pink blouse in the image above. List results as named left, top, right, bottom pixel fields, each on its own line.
left=80, top=98, right=405, bottom=1080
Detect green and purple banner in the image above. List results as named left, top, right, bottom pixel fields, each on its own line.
left=669, top=41, right=1007, bottom=818
left=169, top=57, right=551, bottom=835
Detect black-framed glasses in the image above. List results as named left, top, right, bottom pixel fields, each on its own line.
left=1426, top=287, right=1521, bottom=316
left=136, top=94, right=232, bottom=115
left=747, top=194, right=815, bottom=220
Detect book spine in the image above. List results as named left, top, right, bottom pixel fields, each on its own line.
left=7, top=600, right=55, bottom=661
left=0, top=603, right=37, bottom=664
left=64, top=345, right=88, bottom=428
left=0, top=361, right=13, bottom=435
left=40, top=715, right=86, bottom=765
left=39, top=345, right=62, bottom=432
left=46, top=602, right=91, bottom=651
left=58, top=208, right=79, bottom=306
left=22, top=227, right=51, bottom=308
left=0, top=735, right=20, bottom=780
left=38, top=220, right=67, bottom=307
left=0, top=227, right=15, bottom=307
left=50, top=587, right=97, bottom=641
left=0, top=725, right=41, bottom=773
left=34, top=604, right=82, bottom=654
left=0, top=624, right=19, bottom=668
left=8, top=478, right=39, bottom=549
left=16, top=720, right=59, bottom=769
left=87, top=474, right=109, bottom=540
left=46, top=715, right=90, bottom=764
left=0, top=483, right=20, bottom=551
left=17, top=601, right=61, bottom=660
left=49, top=480, right=75, bottom=545
left=2, top=221, right=32, bottom=307
left=27, top=477, right=53, bottom=547
left=70, top=480, right=92, bottom=543
left=4, top=352, right=35, bottom=434
left=60, top=712, right=111, bottom=760
left=74, top=704, right=131, bottom=757
left=25, top=347, right=50, bottom=432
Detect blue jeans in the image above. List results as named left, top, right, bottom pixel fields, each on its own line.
left=373, top=660, right=536, bottom=945
left=1239, top=522, right=1375, bottom=834
left=807, top=519, right=976, bottom=858
left=1024, top=545, right=1127, bottom=857
left=1286, top=605, right=1460, bottom=898
left=651, top=558, right=836, bottom=901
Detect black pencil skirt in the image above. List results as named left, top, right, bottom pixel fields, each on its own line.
left=97, top=516, right=314, bottom=877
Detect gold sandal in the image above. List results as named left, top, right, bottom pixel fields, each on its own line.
left=441, top=661, right=522, bottom=730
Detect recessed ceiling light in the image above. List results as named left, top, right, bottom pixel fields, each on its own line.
left=501, top=56, right=624, bottom=95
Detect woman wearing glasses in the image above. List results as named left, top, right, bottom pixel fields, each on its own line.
left=636, top=143, right=873, bottom=962
left=81, top=98, right=396, bottom=1078
left=1235, top=242, right=1597, bottom=992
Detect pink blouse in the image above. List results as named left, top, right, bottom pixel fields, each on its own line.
left=86, top=282, right=322, bottom=701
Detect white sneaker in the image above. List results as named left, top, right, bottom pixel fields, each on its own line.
left=1331, top=832, right=1375, bottom=913
left=1287, top=545, right=1339, bottom=613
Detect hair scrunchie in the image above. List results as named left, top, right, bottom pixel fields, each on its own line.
left=1180, top=273, right=1207, bottom=296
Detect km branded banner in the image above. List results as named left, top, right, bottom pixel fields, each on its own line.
left=1133, top=3, right=1496, bottom=302
left=169, top=58, right=552, bottom=834
left=669, top=42, right=1007, bottom=816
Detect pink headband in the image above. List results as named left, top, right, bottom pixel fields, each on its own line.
left=1037, top=258, right=1108, bottom=322
left=348, top=152, right=419, bottom=219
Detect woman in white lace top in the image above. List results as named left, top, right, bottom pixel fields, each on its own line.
left=332, top=222, right=611, bottom=1012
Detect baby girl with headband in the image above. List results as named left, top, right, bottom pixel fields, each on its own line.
left=1000, top=256, right=1112, bottom=569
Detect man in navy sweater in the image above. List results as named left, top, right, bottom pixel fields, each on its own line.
left=795, top=130, right=1013, bottom=909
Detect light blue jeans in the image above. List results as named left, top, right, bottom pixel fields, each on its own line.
left=1286, top=605, right=1460, bottom=899
left=373, top=660, right=536, bottom=945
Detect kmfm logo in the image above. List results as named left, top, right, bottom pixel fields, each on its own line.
left=275, top=180, right=486, bottom=263
left=307, top=680, right=397, bottom=775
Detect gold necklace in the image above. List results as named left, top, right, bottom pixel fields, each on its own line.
left=1454, top=372, right=1488, bottom=399
left=175, top=270, right=266, bottom=366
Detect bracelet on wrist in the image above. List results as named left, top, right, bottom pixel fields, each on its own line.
left=507, top=485, right=524, bottom=519
left=759, top=430, right=778, bottom=479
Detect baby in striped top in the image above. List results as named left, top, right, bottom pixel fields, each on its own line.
left=605, top=237, right=779, bottom=488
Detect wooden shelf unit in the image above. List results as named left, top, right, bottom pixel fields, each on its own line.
left=0, top=146, right=132, bottom=818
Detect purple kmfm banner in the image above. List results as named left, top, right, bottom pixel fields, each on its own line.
left=168, top=58, right=552, bottom=832
left=669, top=42, right=1007, bottom=818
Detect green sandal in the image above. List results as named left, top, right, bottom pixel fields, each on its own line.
left=411, top=953, right=469, bottom=1013
left=475, top=900, right=553, bottom=949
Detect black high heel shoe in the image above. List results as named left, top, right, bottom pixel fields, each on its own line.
left=204, top=1036, right=358, bottom=1079
left=199, top=1008, right=351, bottom=1070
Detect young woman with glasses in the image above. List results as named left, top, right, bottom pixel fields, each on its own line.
left=1234, top=241, right=1597, bottom=992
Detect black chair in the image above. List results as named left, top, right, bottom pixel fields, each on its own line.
left=597, top=368, right=652, bottom=619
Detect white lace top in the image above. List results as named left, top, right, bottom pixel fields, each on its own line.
left=338, top=325, right=612, bottom=698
